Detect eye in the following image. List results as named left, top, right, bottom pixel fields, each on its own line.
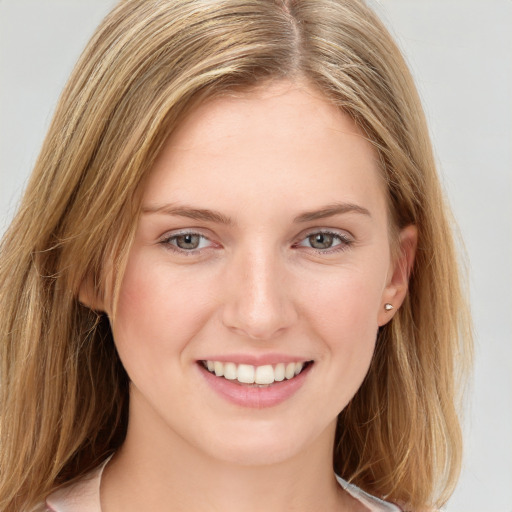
left=161, top=232, right=213, bottom=252
left=296, top=230, right=352, bottom=252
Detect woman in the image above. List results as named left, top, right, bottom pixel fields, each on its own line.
left=0, top=1, right=472, bottom=511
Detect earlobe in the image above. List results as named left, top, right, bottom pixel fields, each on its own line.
left=378, top=224, right=417, bottom=326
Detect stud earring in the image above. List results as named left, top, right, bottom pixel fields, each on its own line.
left=384, top=303, right=394, bottom=311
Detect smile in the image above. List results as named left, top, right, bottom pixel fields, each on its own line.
left=201, top=360, right=312, bottom=386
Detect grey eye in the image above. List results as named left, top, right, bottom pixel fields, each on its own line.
left=174, top=234, right=202, bottom=250
left=307, top=233, right=335, bottom=249
left=162, top=232, right=213, bottom=253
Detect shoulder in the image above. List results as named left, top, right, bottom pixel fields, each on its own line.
left=24, top=504, right=51, bottom=512
left=336, top=475, right=403, bottom=512
left=42, top=459, right=109, bottom=512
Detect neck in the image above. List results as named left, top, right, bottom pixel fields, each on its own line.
left=100, top=392, right=347, bottom=512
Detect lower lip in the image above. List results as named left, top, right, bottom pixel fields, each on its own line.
left=198, top=363, right=312, bottom=409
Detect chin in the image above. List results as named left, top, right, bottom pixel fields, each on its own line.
left=205, top=438, right=301, bottom=467
left=193, top=418, right=331, bottom=467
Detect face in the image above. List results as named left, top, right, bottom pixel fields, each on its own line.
left=103, top=81, right=412, bottom=467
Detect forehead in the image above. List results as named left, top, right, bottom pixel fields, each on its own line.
left=143, top=80, right=387, bottom=223
left=164, top=81, right=370, bottom=155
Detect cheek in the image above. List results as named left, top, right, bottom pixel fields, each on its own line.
left=302, top=264, right=385, bottom=333
left=110, top=253, right=216, bottom=373
left=310, top=276, right=383, bottom=410
left=298, top=264, right=386, bottom=378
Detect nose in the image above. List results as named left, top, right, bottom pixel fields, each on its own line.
left=220, top=246, right=298, bottom=341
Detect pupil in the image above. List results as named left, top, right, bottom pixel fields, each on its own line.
left=309, top=233, right=333, bottom=249
left=177, top=234, right=200, bottom=249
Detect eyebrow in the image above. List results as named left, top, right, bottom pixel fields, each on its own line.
left=142, top=203, right=234, bottom=225
left=293, top=202, right=371, bottom=222
left=142, top=201, right=371, bottom=225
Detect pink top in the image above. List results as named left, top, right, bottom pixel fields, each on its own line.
left=37, top=459, right=401, bottom=512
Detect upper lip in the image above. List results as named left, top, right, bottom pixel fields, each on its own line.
left=198, top=353, right=313, bottom=366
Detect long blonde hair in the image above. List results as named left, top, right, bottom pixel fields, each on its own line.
left=0, top=1, right=471, bottom=510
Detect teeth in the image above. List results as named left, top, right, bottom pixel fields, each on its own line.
left=214, top=361, right=224, bottom=377
left=274, top=363, right=285, bottom=382
left=203, top=360, right=308, bottom=385
left=255, top=365, right=274, bottom=385
left=223, top=362, right=237, bottom=380
left=237, top=364, right=255, bottom=384
left=285, top=362, right=296, bottom=380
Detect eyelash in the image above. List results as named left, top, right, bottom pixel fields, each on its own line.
left=159, top=231, right=213, bottom=256
left=159, top=230, right=354, bottom=255
left=294, top=230, right=354, bottom=254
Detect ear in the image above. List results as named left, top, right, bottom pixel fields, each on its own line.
left=378, top=224, right=417, bottom=326
left=78, top=274, right=107, bottom=313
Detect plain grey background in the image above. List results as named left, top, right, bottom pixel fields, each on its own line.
left=1, top=1, right=511, bottom=510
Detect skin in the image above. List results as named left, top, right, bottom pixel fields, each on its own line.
left=86, top=80, right=416, bottom=512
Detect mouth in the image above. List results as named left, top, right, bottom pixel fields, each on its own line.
left=199, top=360, right=314, bottom=387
